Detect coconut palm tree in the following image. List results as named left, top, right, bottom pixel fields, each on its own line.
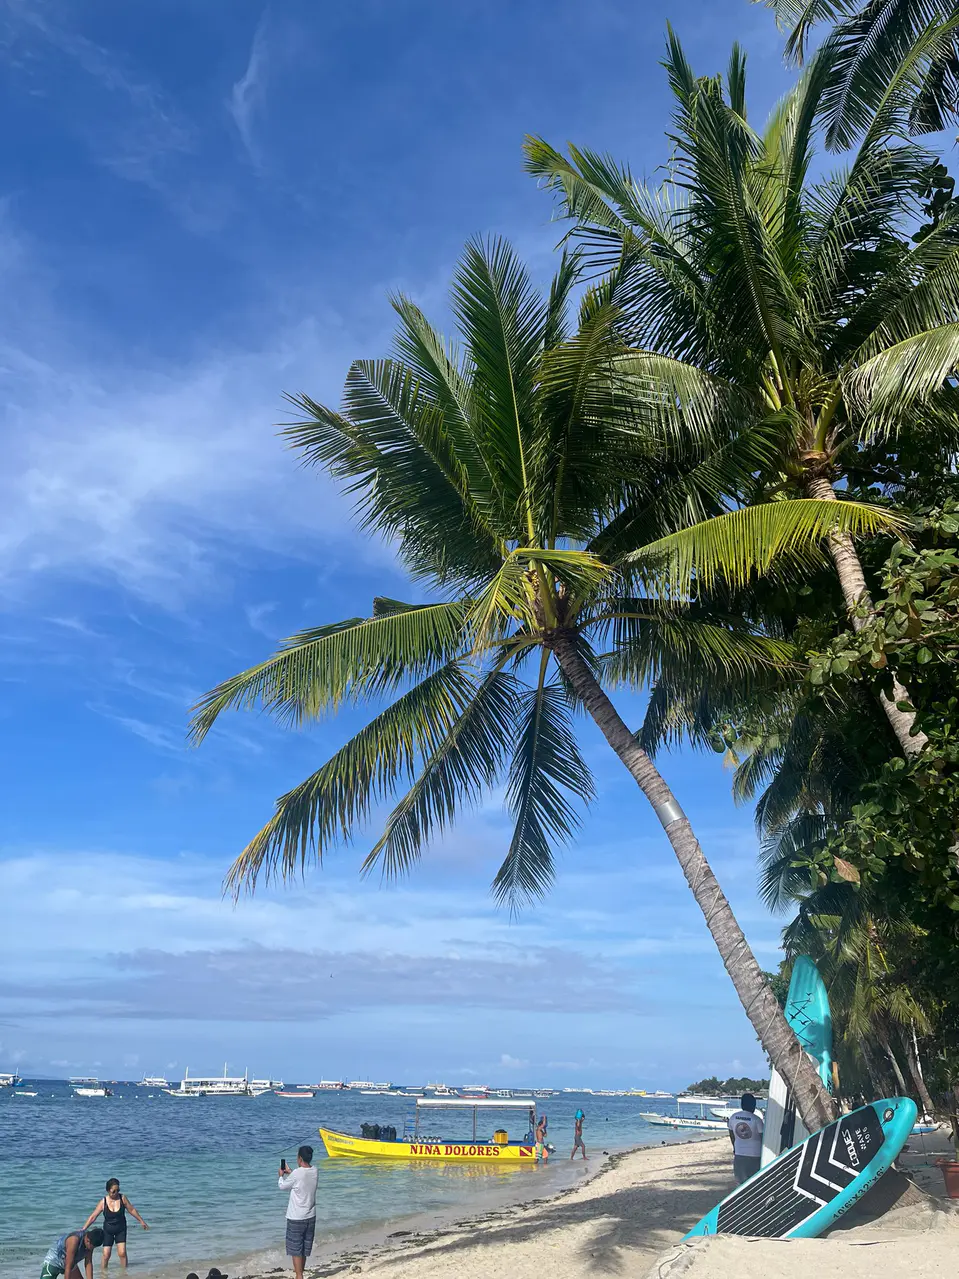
left=525, top=31, right=959, bottom=761
left=190, top=239, right=891, bottom=1128
left=754, top=1, right=959, bottom=148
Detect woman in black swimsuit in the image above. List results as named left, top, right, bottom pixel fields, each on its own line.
left=84, top=1178, right=149, bottom=1270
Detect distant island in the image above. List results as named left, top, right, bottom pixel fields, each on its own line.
left=684, top=1075, right=769, bottom=1095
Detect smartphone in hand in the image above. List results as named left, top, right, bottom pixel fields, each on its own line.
left=280, top=1159, right=288, bottom=1173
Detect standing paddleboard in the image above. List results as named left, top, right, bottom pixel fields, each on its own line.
left=761, top=955, right=832, bottom=1167
left=685, top=1096, right=916, bottom=1240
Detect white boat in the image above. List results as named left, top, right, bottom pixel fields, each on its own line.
left=251, top=1078, right=283, bottom=1095
left=74, top=1086, right=112, bottom=1098
left=711, top=1105, right=765, bottom=1120
left=427, top=1084, right=459, bottom=1097
left=639, top=1110, right=727, bottom=1130
left=461, top=1085, right=490, bottom=1097
left=275, top=1089, right=316, bottom=1099
left=0, top=1072, right=22, bottom=1087
left=317, top=1080, right=346, bottom=1090
left=69, top=1076, right=99, bottom=1086
left=163, top=1066, right=263, bottom=1097
left=360, top=1089, right=395, bottom=1095
left=139, top=1075, right=169, bottom=1088
left=13, top=1089, right=38, bottom=1096
left=648, top=1090, right=674, bottom=1098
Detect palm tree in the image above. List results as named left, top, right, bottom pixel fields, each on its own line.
left=525, top=32, right=959, bottom=761
left=190, top=240, right=890, bottom=1128
left=782, top=878, right=936, bottom=1112
left=754, top=1, right=959, bottom=148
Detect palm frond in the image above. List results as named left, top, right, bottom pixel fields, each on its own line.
left=222, top=660, right=491, bottom=894
left=492, top=666, right=595, bottom=909
left=627, top=498, right=902, bottom=596
left=189, top=602, right=468, bottom=742
left=450, top=237, right=545, bottom=542
left=845, top=322, right=959, bottom=426
left=362, top=668, right=523, bottom=879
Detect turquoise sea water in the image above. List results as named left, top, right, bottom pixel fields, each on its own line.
left=0, top=1084, right=718, bottom=1279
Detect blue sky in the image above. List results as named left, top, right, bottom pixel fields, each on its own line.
left=0, top=0, right=803, bottom=1088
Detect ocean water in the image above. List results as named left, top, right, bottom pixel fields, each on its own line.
left=0, top=1084, right=719, bottom=1279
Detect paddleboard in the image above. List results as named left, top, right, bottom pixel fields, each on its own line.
left=761, top=956, right=832, bottom=1167
left=685, top=1096, right=916, bottom=1240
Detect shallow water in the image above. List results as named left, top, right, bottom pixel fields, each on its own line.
left=0, top=1083, right=713, bottom=1279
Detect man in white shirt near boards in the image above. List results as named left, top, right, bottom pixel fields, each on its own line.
left=277, top=1145, right=318, bottom=1278
left=728, top=1093, right=764, bottom=1184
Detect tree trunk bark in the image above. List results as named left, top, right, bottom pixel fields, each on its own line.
left=901, top=1026, right=936, bottom=1117
left=803, top=471, right=928, bottom=757
left=551, top=629, right=836, bottom=1133
left=878, top=1027, right=908, bottom=1095
left=859, top=1039, right=890, bottom=1101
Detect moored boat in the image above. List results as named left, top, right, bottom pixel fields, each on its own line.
left=0, top=1072, right=23, bottom=1088
left=276, top=1089, right=316, bottom=1099
left=320, top=1097, right=540, bottom=1163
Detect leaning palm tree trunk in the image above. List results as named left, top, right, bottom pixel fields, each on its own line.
left=552, top=630, right=836, bottom=1131
left=901, top=1026, right=937, bottom=1117
left=802, top=469, right=928, bottom=758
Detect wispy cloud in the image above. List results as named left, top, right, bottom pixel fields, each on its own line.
left=0, top=211, right=391, bottom=608
left=0, top=0, right=205, bottom=224
left=228, top=14, right=271, bottom=172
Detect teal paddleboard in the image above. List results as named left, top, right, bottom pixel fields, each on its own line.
left=762, top=956, right=833, bottom=1166
left=685, top=1096, right=917, bottom=1239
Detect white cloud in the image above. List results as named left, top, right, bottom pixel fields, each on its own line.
left=0, top=214, right=391, bottom=607
left=499, top=1053, right=528, bottom=1069
left=228, top=14, right=271, bottom=171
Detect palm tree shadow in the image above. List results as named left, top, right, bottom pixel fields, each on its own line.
left=367, top=1155, right=733, bottom=1276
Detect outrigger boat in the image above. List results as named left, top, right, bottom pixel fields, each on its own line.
left=320, top=1097, right=540, bottom=1163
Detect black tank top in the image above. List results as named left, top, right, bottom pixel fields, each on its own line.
left=104, top=1197, right=126, bottom=1229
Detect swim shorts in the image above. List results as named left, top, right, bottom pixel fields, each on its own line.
left=102, top=1222, right=127, bottom=1247
left=40, top=1264, right=62, bottom=1279
left=285, top=1217, right=316, bottom=1258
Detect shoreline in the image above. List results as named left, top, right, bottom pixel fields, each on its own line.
left=229, top=1135, right=730, bottom=1279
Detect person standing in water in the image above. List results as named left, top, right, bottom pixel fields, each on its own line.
left=534, top=1114, right=549, bottom=1162
left=570, top=1109, right=587, bottom=1160
left=83, top=1179, right=149, bottom=1270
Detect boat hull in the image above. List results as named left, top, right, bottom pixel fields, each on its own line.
left=319, top=1127, right=536, bottom=1162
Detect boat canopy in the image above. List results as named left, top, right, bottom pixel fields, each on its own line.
left=416, top=1097, right=536, bottom=1109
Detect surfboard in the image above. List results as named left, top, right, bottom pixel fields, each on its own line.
left=684, top=1096, right=916, bottom=1240
left=761, top=955, right=832, bottom=1167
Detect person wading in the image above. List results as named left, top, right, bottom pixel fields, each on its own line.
left=570, top=1110, right=587, bottom=1160
left=728, top=1093, right=764, bottom=1184
left=278, top=1145, right=318, bottom=1279
left=84, top=1178, right=149, bottom=1270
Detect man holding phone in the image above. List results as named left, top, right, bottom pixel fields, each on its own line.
left=277, top=1146, right=317, bottom=1279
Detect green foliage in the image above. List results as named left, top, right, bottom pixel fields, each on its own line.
left=196, top=236, right=868, bottom=912
left=686, top=1075, right=769, bottom=1095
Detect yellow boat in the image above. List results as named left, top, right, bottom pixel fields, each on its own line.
left=320, top=1097, right=541, bottom=1163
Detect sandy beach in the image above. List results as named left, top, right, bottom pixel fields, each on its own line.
left=274, top=1128, right=959, bottom=1279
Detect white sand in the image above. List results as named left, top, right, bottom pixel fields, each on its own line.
left=294, top=1127, right=959, bottom=1279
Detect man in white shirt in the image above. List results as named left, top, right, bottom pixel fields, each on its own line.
left=278, top=1145, right=318, bottom=1279
left=727, top=1093, right=764, bottom=1184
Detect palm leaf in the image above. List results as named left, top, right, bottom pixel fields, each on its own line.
left=189, top=602, right=468, bottom=742
left=222, top=660, right=490, bottom=893
left=627, top=498, right=903, bottom=595
left=361, top=668, right=523, bottom=879
left=492, top=664, right=595, bottom=908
